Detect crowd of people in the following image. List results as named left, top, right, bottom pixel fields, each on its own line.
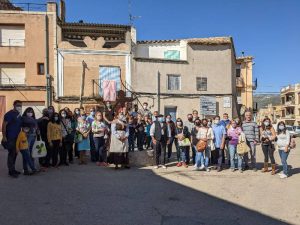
left=1, top=100, right=296, bottom=179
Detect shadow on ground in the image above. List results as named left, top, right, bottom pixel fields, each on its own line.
left=0, top=149, right=291, bottom=225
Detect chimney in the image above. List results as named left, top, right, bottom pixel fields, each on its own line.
left=47, top=1, right=57, bottom=13
left=59, top=0, right=66, bottom=22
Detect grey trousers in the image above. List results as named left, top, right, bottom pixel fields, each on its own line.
left=243, top=140, right=256, bottom=168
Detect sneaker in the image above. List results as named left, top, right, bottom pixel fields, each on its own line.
left=231, top=168, right=235, bottom=172
left=182, top=162, right=188, bottom=168
left=280, top=174, right=288, bottom=179
left=252, top=167, right=257, bottom=172
left=193, top=164, right=197, bottom=168
left=239, top=169, right=243, bottom=173
left=176, top=162, right=183, bottom=167
left=199, top=165, right=205, bottom=170
left=162, top=165, right=167, bottom=169
left=278, top=171, right=284, bottom=176
left=193, top=167, right=200, bottom=171
left=154, top=166, right=159, bottom=169
left=13, top=170, right=21, bottom=175
left=206, top=168, right=211, bottom=172
left=217, top=167, right=222, bottom=172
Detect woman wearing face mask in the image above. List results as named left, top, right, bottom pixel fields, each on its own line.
left=227, top=120, right=243, bottom=172
left=195, top=119, right=214, bottom=172
left=92, top=112, right=108, bottom=166
left=260, top=118, right=277, bottom=174
left=76, top=113, right=91, bottom=165
left=207, top=119, right=213, bottom=128
left=191, top=119, right=201, bottom=169
left=108, top=112, right=130, bottom=169
left=60, top=109, right=74, bottom=166
left=175, top=118, right=190, bottom=168
left=47, top=113, right=62, bottom=167
left=276, top=122, right=291, bottom=179
left=21, top=107, right=39, bottom=168
left=73, top=108, right=81, bottom=158
left=166, top=115, right=176, bottom=160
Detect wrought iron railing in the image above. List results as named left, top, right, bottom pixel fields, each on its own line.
left=0, top=2, right=47, bottom=12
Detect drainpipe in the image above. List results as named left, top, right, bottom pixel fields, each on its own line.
left=45, top=14, right=51, bottom=107
left=157, top=71, right=161, bottom=114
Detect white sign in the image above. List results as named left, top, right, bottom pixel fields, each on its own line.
left=200, top=96, right=216, bottom=115
left=223, top=97, right=231, bottom=108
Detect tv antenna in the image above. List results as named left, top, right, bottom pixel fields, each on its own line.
left=128, top=0, right=141, bottom=26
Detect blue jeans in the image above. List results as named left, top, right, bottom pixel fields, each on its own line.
left=278, top=150, right=289, bottom=175
left=228, top=144, right=243, bottom=170
left=21, top=149, right=36, bottom=172
left=195, top=145, right=210, bottom=168
left=93, top=137, right=106, bottom=162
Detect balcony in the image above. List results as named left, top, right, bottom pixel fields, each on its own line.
left=284, top=100, right=295, bottom=107
left=283, top=114, right=295, bottom=119
left=236, top=77, right=244, bottom=88
left=92, top=79, right=132, bottom=101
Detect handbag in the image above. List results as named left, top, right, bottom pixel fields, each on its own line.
left=32, top=138, right=47, bottom=158
left=196, top=128, right=208, bottom=152
left=61, top=120, right=74, bottom=143
left=74, top=131, right=83, bottom=143
left=237, top=132, right=249, bottom=155
left=290, top=137, right=296, bottom=149
left=178, top=138, right=191, bottom=147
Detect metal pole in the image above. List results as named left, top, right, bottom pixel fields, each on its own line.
left=157, top=71, right=161, bottom=114
left=45, top=14, right=51, bottom=107
left=79, top=60, right=86, bottom=108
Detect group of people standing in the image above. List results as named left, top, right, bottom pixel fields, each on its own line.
left=1, top=100, right=295, bottom=179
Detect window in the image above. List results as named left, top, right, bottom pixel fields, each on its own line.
left=196, top=77, right=207, bottom=91
left=0, top=25, right=25, bottom=46
left=236, top=64, right=241, bottom=77
left=164, top=50, right=180, bottom=60
left=0, top=63, right=25, bottom=85
left=167, top=74, right=181, bottom=91
left=37, top=63, right=45, bottom=75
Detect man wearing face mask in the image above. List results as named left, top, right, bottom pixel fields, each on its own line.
left=138, top=102, right=152, bottom=118
left=150, top=114, right=170, bottom=169
left=184, top=114, right=195, bottom=164
left=165, top=114, right=176, bottom=161
left=1, top=100, right=23, bottom=178
left=212, top=115, right=226, bottom=172
left=242, top=111, right=259, bottom=171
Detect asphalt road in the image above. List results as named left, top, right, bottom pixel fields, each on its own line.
left=0, top=140, right=299, bottom=225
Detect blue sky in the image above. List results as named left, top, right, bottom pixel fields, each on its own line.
left=23, top=0, right=300, bottom=93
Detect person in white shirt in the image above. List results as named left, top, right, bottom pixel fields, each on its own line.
left=195, top=119, right=214, bottom=172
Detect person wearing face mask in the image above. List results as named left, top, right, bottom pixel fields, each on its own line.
left=165, top=115, right=176, bottom=161
left=276, top=121, right=291, bottom=179
left=195, top=119, right=214, bottom=172
left=48, top=106, right=55, bottom=119
left=212, top=115, right=226, bottom=172
left=47, top=113, right=63, bottom=167
left=138, top=102, right=152, bottom=118
left=16, top=123, right=38, bottom=175
left=207, top=119, right=212, bottom=128
left=227, top=120, right=243, bottom=172
left=38, top=108, right=50, bottom=168
left=1, top=100, right=23, bottom=178
left=76, top=113, right=91, bottom=165
left=21, top=107, right=39, bottom=168
left=87, top=108, right=97, bottom=162
left=92, top=112, right=108, bottom=166
left=260, top=118, right=277, bottom=175
left=150, top=115, right=170, bottom=169
left=242, top=111, right=259, bottom=171
left=184, top=114, right=195, bottom=164
left=175, top=118, right=190, bottom=168
left=60, top=109, right=74, bottom=166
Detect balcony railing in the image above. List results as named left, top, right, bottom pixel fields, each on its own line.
left=285, top=114, right=295, bottom=119
left=285, top=100, right=295, bottom=106
left=0, top=39, right=25, bottom=47
left=0, top=2, right=47, bottom=12
left=92, top=79, right=132, bottom=99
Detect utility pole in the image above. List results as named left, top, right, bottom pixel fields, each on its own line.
left=45, top=13, right=51, bottom=107
left=157, top=71, right=161, bottom=114
left=79, top=60, right=87, bottom=108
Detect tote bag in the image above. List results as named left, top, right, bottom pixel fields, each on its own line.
left=32, top=139, right=47, bottom=158
left=237, top=132, right=249, bottom=155
left=178, top=138, right=191, bottom=147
